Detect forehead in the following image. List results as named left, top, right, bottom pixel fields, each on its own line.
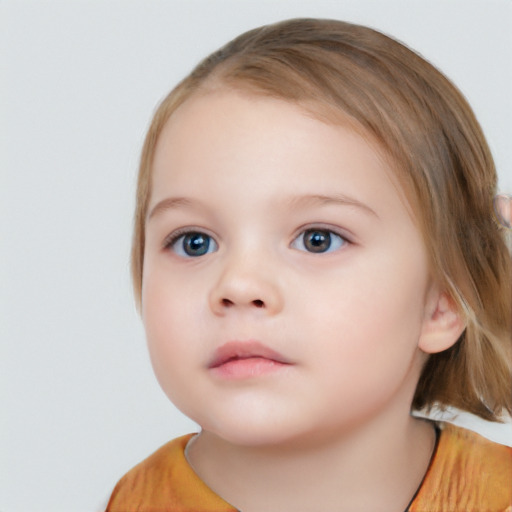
left=149, top=89, right=413, bottom=222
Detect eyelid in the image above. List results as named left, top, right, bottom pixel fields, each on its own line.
left=290, top=224, right=353, bottom=253
left=291, top=223, right=353, bottom=244
left=160, top=224, right=352, bottom=254
left=162, top=226, right=218, bottom=251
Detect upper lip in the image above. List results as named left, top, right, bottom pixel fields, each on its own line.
left=208, top=341, right=291, bottom=368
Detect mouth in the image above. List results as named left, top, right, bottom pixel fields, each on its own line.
left=208, top=341, right=292, bottom=379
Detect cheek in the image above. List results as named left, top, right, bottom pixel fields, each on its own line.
left=301, top=250, right=428, bottom=374
left=298, top=274, right=426, bottom=423
left=142, top=258, right=196, bottom=339
left=141, top=269, right=198, bottom=391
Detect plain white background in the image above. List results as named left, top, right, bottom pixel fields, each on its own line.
left=1, top=1, right=511, bottom=511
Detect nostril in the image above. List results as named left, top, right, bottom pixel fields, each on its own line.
left=219, top=298, right=265, bottom=308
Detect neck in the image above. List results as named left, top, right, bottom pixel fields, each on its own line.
left=186, top=413, right=436, bottom=512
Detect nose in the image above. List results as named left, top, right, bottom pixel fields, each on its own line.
left=209, top=252, right=284, bottom=316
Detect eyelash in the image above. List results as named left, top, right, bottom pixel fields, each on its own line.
left=291, top=226, right=350, bottom=254
left=163, top=228, right=218, bottom=258
left=163, top=225, right=351, bottom=258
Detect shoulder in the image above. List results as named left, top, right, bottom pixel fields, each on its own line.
left=411, top=422, right=512, bottom=512
left=105, top=434, right=237, bottom=512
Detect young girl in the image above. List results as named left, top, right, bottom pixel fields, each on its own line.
left=106, top=18, right=511, bottom=512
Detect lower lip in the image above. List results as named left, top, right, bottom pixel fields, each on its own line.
left=210, top=357, right=290, bottom=379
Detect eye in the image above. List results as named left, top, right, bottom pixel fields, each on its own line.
left=291, top=228, right=347, bottom=254
left=167, top=231, right=218, bottom=258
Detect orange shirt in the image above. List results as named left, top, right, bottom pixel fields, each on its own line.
left=106, top=422, right=512, bottom=512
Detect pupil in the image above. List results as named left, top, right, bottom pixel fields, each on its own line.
left=304, top=230, right=331, bottom=253
left=184, top=233, right=209, bottom=256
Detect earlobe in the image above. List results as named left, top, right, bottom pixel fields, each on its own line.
left=418, top=292, right=466, bottom=354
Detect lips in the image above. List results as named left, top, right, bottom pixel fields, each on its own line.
left=208, top=341, right=292, bottom=378
left=209, top=341, right=290, bottom=367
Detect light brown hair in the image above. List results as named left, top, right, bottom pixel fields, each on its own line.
left=131, top=19, right=511, bottom=421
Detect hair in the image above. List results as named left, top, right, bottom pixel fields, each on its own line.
left=131, top=18, right=511, bottom=422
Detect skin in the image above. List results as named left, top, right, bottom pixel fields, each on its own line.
left=142, top=90, right=464, bottom=511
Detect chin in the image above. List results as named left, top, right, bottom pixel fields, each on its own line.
left=200, top=413, right=319, bottom=449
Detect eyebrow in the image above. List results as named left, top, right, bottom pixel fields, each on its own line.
left=147, top=193, right=379, bottom=222
left=147, top=197, right=197, bottom=222
left=285, top=193, right=379, bottom=218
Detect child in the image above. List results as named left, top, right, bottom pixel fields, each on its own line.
left=106, top=18, right=511, bottom=512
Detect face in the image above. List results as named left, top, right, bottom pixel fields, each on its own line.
left=142, top=90, right=435, bottom=447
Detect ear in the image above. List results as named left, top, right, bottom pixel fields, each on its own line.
left=493, top=193, right=512, bottom=228
left=418, top=288, right=466, bottom=354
